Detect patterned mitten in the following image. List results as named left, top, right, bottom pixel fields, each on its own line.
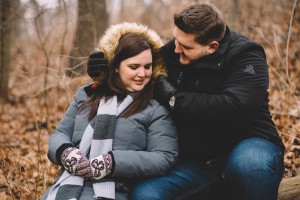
left=89, top=153, right=113, bottom=180
left=61, top=147, right=91, bottom=177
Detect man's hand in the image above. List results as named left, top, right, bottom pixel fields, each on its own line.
left=61, top=147, right=92, bottom=178
left=154, top=75, right=178, bottom=108
left=87, top=51, right=108, bottom=80
left=89, top=153, right=113, bottom=180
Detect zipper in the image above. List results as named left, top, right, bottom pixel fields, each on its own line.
left=177, top=71, right=183, bottom=85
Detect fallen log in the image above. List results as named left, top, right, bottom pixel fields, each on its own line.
left=278, top=175, right=300, bottom=200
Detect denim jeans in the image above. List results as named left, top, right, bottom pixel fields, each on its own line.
left=130, top=137, right=284, bottom=200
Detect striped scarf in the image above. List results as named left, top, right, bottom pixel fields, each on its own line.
left=45, top=95, right=133, bottom=200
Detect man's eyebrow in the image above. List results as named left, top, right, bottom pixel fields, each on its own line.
left=175, top=38, right=192, bottom=49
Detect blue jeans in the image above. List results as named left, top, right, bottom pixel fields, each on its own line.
left=130, top=137, right=284, bottom=200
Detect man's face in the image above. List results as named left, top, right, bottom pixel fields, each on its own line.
left=173, top=26, right=210, bottom=65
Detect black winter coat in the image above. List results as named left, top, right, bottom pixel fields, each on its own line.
left=160, top=27, right=285, bottom=163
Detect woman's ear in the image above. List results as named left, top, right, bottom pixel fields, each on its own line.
left=208, top=41, right=219, bottom=54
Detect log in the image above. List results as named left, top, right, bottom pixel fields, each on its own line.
left=278, top=175, right=300, bottom=200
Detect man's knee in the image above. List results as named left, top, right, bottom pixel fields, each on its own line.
left=224, top=138, right=283, bottom=178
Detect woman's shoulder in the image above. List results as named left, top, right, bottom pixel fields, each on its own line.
left=132, top=100, right=173, bottom=128
left=149, top=99, right=163, bottom=108
left=142, top=99, right=170, bottom=117
left=73, top=83, right=92, bottom=102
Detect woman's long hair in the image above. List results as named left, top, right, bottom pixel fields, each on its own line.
left=83, top=33, right=155, bottom=121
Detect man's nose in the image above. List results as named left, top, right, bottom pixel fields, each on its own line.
left=174, top=41, right=183, bottom=53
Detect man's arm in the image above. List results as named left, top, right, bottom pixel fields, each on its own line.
left=155, top=47, right=269, bottom=123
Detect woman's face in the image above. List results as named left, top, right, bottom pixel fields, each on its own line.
left=117, top=49, right=153, bottom=92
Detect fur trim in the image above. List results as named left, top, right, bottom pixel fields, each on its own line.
left=94, top=22, right=167, bottom=82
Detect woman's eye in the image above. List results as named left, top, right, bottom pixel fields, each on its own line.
left=129, top=65, right=138, bottom=70
left=144, top=64, right=152, bottom=70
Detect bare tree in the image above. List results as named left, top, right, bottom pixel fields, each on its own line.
left=0, top=0, right=12, bottom=103
left=67, top=0, right=108, bottom=77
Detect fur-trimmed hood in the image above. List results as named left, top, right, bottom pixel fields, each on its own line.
left=94, top=22, right=167, bottom=83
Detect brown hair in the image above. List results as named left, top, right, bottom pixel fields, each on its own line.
left=174, top=3, right=226, bottom=45
left=83, top=33, right=154, bottom=120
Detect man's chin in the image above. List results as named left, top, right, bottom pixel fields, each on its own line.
left=179, top=57, right=191, bottom=65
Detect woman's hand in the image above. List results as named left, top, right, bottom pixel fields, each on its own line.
left=89, top=153, right=113, bottom=180
left=61, top=147, right=92, bottom=178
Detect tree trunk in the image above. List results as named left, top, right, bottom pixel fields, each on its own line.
left=0, top=0, right=12, bottom=103
left=67, top=0, right=108, bottom=78
left=278, top=175, right=300, bottom=200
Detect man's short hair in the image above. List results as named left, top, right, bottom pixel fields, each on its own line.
left=174, top=3, right=226, bottom=45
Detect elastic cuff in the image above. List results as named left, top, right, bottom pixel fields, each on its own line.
left=56, top=143, right=74, bottom=165
left=108, top=151, right=115, bottom=176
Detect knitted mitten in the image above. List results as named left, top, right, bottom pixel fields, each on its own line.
left=61, top=147, right=91, bottom=177
left=89, top=153, right=113, bottom=180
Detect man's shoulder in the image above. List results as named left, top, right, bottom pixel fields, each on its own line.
left=226, top=32, right=265, bottom=59
left=230, top=32, right=262, bottom=49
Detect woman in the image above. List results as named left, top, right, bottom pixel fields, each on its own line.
left=41, top=22, right=178, bottom=200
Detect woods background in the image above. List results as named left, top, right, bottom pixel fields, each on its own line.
left=0, top=0, right=300, bottom=199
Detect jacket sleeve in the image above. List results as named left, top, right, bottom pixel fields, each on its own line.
left=174, top=46, right=269, bottom=123
left=47, top=87, right=86, bottom=165
left=111, top=105, right=178, bottom=179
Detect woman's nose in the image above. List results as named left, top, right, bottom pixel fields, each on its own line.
left=137, top=68, right=145, bottom=77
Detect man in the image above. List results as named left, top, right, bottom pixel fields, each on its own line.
left=88, top=3, right=285, bottom=200
left=130, top=3, right=285, bottom=200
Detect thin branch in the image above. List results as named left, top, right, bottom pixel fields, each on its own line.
left=285, top=0, right=299, bottom=86
left=0, top=161, right=15, bottom=200
left=60, top=0, right=68, bottom=60
left=33, top=9, right=50, bottom=126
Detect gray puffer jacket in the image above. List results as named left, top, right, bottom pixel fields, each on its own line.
left=48, top=84, right=178, bottom=183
